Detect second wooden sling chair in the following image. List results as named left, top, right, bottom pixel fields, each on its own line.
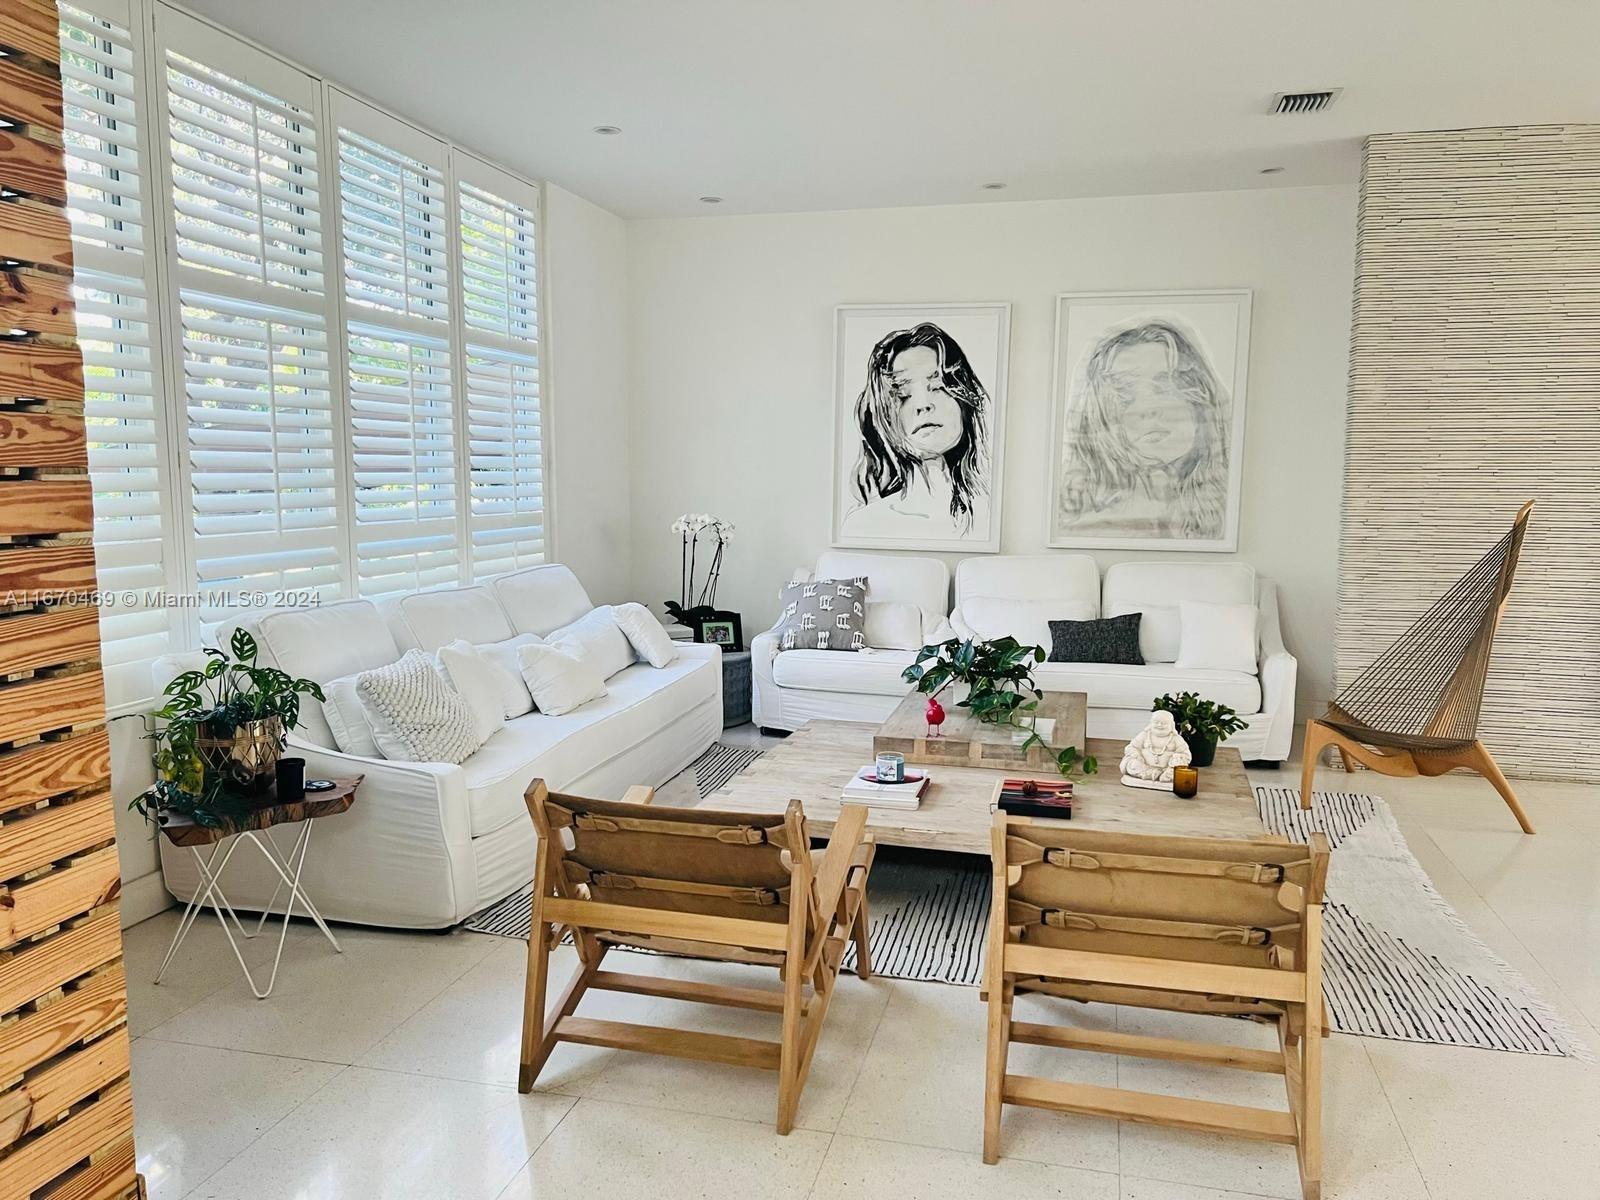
left=984, top=815, right=1331, bottom=1200
left=517, top=780, right=876, bottom=1133
left=1301, top=500, right=1536, bottom=832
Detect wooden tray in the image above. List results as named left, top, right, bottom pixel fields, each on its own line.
left=873, top=690, right=1087, bottom=770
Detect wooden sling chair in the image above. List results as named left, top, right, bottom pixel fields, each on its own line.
left=1302, top=501, right=1536, bottom=833
left=518, top=780, right=876, bottom=1133
left=984, top=815, right=1331, bottom=1200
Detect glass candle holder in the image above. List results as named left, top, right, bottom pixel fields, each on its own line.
left=1172, top=765, right=1199, bottom=799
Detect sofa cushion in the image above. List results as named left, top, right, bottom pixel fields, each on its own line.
left=517, top=640, right=609, bottom=716
left=322, top=674, right=381, bottom=757
left=355, top=649, right=483, bottom=764
left=390, top=586, right=514, bottom=653
left=774, top=578, right=868, bottom=652
left=254, top=601, right=401, bottom=748
left=462, top=653, right=719, bottom=836
left=815, top=550, right=950, bottom=614
left=771, top=648, right=917, bottom=696
left=613, top=602, right=677, bottom=668
left=436, top=640, right=511, bottom=742
left=491, top=564, right=595, bottom=637
left=548, top=607, right=636, bottom=679
left=474, top=633, right=541, bottom=717
left=1102, top=563, right=1257, bottom=664
left=955, top=554, right=1099, bottom=613
left=962, top=596, right=1096, bottom=650
left=1176, top=601, right=1258, bottom=674
left=1048, top=613, right=1144, bottom=666
left=1032, top=662, right=1261, bottom=715
left=865, top=601, right=923, bottom=651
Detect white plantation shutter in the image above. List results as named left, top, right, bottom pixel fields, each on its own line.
left=456, top=158, right=545, bottom=579
left=331, top=93, right=458, bottom=595
left=154, top=6, right=345, bottom=612
left=59, top=1, right=177, bottom=708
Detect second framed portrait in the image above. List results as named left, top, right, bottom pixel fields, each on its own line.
left=832, top=302, right=1010, bottom=553
left=1048, top=289, right=1252, bottom=552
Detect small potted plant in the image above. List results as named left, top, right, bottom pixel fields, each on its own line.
left=903, top=636, right=1097, bottom=777
left=1152, top=691, right=1247, bottom=768
left=137, top=628, right=324, bottom=828
left=663, top=512, right=738, bottom=642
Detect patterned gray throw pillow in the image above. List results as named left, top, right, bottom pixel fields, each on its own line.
left=1048, top=613, right=1144, bottom=665
left=774, top=576, right=868, bottom=652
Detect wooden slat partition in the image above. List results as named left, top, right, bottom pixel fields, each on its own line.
left=1341, top=126, right=1600, bottom=781
left=0, top=4, right=143, bottom=1197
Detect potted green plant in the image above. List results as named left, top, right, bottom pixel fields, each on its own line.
left=1152, top=691, right=1247, bottom=768
left=903, top=636, right=1097, bottom=777
left=136, top=628, right=325, bottom=828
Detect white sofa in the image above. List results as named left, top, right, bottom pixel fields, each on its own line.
left=951, top=557, right=1294, bottom=762
left=155, top=565, right=722, bottom=929
left=752, top=553, right=1295, bottom=763
left=752, top=551, right=951, bottom=731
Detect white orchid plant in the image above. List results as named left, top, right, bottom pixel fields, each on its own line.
left=666, top=512, right=735, bottom=626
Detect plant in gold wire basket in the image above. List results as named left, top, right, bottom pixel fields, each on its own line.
left=135, top=628, right=325, bottom=828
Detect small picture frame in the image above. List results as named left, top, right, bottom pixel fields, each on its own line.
left=695, top=614, right=743, bottom=652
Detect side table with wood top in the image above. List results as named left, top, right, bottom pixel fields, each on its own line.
left=153, top=777, right=362, bottom=999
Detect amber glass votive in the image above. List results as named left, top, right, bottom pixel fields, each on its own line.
left=1172, top=766, right=1199, bottom=799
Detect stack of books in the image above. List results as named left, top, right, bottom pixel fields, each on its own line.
left=841, top=767, right=929, bottom=810
left=995, top=778, right=1074, bottom=820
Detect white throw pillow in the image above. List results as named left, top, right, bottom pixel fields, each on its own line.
left=516, top=640, right=608, bottom=716
left=961, top=596, right=1098, bottom=651
left=864, top=601, right=924, bottom=651
left=473, top=633, right=541, bottom=717
left=548, top=607, right=636, bottom=679
left=612, top=602, right=677, bottom=669
left=355, top=649, right=483, bottom=764
left=1175, top=601, right=1259, bottom=674
left=436, top=640, right=510, bottom=743
left=321, top=674, right=380, bottom=758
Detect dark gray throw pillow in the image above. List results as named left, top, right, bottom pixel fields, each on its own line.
left=1048, top=613, right=1144, bottom=665
left=774, top=576, right=868, bottom=652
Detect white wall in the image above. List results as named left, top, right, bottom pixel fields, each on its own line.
left=546, top=183, right=633, bottom=604
left=626, top=187, right=1356, bottom=714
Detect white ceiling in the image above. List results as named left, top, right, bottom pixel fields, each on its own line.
left=182, top=0, right=1600, bottom=219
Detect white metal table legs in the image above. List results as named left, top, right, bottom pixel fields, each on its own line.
left=153, top=820, right=342, bottom=999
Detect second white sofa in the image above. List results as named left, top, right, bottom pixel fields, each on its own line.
left=155, top=564, right=722, bottom=929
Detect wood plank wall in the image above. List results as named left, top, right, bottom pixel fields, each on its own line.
left=1340, top=126, right=1600, bottom=782
left=0, top=1, right=144, bottom=1196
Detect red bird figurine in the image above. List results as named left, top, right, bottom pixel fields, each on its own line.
left=925, top=695, right=946, bottom=737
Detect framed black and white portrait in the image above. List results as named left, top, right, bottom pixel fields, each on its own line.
left=832, top=303, right=1010, bottom=553
left=1048, top=290, right=1251, bottom=552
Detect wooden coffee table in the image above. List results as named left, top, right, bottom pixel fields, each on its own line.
left=708, top=721, right=1263, bottom=854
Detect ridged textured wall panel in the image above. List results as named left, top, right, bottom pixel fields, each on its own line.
left=1340, top=125, right=1600, bottom=782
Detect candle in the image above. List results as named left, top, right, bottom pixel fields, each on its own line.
left=1172, top=766, right=1199, bottom=799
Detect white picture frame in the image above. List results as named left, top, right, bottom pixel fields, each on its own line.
left=831, top=302, right=1010, bottom=553
left=1047, top=289, right=1252, bottom=552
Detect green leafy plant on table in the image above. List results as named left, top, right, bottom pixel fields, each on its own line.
left=136, top=628, right=325, bottom=828
left=1152, top=690, right=1248, bottom=768
left=902, top=635, right=1098, bottom=777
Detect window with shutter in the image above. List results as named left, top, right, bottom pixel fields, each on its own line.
left=456, top=159, right=545, bottom=580
left=332, top=94, right=458, bottom=596
left=59, top=1, right=178, bottom=709
left=154, top=7, right=345, bottom=611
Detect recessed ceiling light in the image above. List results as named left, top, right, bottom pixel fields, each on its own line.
left=698, top=195, right=723, bottom=204
left=592, top=125, right=622, bottom=136
left=1259, top=166, right=1286, bottom=175
left=981, top=182, right=1007, bottom=190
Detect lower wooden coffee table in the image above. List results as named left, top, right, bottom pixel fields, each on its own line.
left=709, top=721, right=1263, bottom=852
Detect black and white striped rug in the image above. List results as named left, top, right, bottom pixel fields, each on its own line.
left=464, top=746, right=1588, bottom=1058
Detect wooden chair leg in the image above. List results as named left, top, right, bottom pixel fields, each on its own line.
left=851, top=889, right=872, bottom=979
left=1466, top=740, right=1536, bottom=834
left=518, top=855, right=553, bottom=1093
left=1336, top=745, right=1356, bottom=773
left=982, top=978, right=1011, bottom=1165
left=1299, top=721, right=1333, bottom=811
left=1298, top=910, right=1325, bottom=1200
left=775, top=915, right=808, bottom=1134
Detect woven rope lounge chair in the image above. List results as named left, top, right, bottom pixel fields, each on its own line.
left=983, top=815, right=1331, bottom=1199
left=1301, top=501, right=1535, bottom=832
left=517, top=780, right=875, bottom=1133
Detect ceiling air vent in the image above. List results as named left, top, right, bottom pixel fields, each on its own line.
left=1269, top=89, right=1342, bottom=115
